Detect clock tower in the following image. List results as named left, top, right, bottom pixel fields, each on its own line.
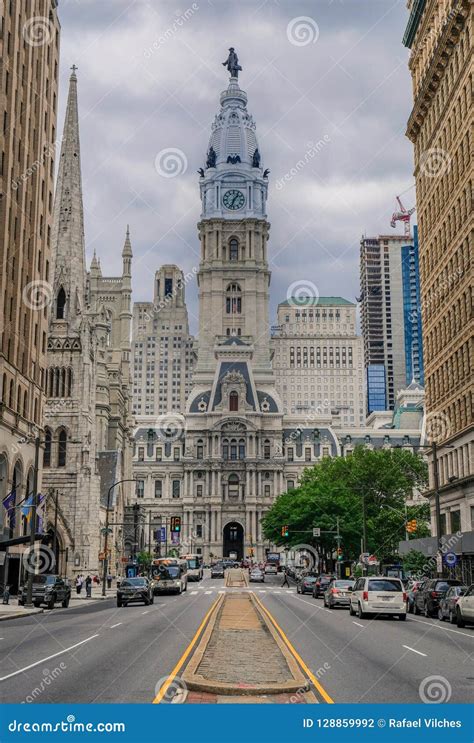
left=195, top=64, right=272, bottom=383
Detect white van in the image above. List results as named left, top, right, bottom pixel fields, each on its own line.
left=349, top=576, right=407, bottom=620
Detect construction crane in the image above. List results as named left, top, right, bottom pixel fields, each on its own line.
left=390, top=196, right=416, bottom=237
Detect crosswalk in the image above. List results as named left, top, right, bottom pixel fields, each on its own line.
left=188, top=588, right=294, bottom=596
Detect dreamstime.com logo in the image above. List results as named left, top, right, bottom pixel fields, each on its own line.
left=22, top=280, right=53, bottom=311
left=287, top=16, right=320, bottom=46
left=286, top=279, right=319, bottom=306
left=22, top=545, right=56, bottom=575
left=154, top=675, right=187, bottom=703
left=420, top=148, right=452, bottom=178
left=289, top=544, right=319, bottom=573
left=22, top=16, right=54, bottom=46
left=154, top=148, right=188, bottom=178
left=419, top=675, right=452, bottom=704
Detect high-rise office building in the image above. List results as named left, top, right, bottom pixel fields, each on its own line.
left=0, top=1, right=60, bottom=586
left=272, top=297, right=365, bottom=426
left=360, top=233, right=424, bottom=413
left=132, top=266, right=195, bottom=417
left=403, top=0, right=472, bottom=577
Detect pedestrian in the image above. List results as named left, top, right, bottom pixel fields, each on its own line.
left=281, top=568, right=290, bottom=588
left=85, top=575, right=92, bottom=598
left=107, top=573, right=112, bottom=589
left=75, top=575, right=82, bottom=594
left=93, top=574, right=99, bottom=585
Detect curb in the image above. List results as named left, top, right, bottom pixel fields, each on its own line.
left=0, top=608, right=44, bottom=621
left=182, top=591, right=310, bottom=696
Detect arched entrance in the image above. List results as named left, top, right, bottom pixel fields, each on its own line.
left=223, top=521, right=244, bottom=561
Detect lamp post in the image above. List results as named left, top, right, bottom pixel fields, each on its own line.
left=24, top=437, right=41, bottom=607
left=340, top=438, right=368, bottom=575
left=101, top=479, right=136, bottom=597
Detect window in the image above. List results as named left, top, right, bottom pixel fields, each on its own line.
left=136, top=480, right=144, bottom=498
left=287, top=447, right=294, bottom=462
left=56, top=287, right=66, bottom=319
left=305, top=448, right=311, bottom=462
left=173, top=448, right=180, bottom=461
left=196, top=524, right=203, bottom=538
left=196, top=441, right=203, bottom=459
left=57, top=429, right=67, bottom=467
left=230, top=440, right=237, bottom=460
left=263, top=440, right=270, bottom=459
left=229, top=391, right=238, bottom=411
left=154, top=480, right=162, bottom=498
left=229, top=238, right=238, bottom=261
left=228, top=474, right=239, bottom=498
left=239, top=439, right=246, bottom=460
left=226, top=283, right=242, bottom=314
left=138, top=447, right=144, bottom=461
left=264, top=484, right=270, bottom=497
left=172, top=480, right=180, bottom=498
left=196, top=484, right=203, bottom=497
left=450, top=510, right=461, bottom=533
left=43, top=429, right=52, bottom=467
left=222, top=440, right=229, bottom=460
left=156, top=447, right=162, bottom=461
left=287, top=480, right=295, bottom=491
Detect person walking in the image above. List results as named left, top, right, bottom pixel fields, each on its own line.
left=281, top=567, right=290, bottom=588
left=75, top=575, right=82, bottom=595
left=107, top=573, right=113, bottom=589
left=85, top=575, right=92, bottom=598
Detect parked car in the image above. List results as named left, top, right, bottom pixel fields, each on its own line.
left=211, top=562, right=225, bottom=579
left=323, top=579, right=355, bottom=609
left=249, top=568, right=265, bottom=583
left=349, top=576, right=407, bottom=620
left=264, top=563, right=278, bottom=575
left=455, top=584, right=474, bottom=628
left=117, top=577, right=154, bottom=607
left=312, top=574, right=335, bottom=599
left=19, top=574, right=71, bottom=610
left=297, top=574, right=318, bottom=595
left=438, top=585, right=467, bottom=623
left=413, top=578, right=462, bottom=617
left=406, top=579, right=426, bottom=613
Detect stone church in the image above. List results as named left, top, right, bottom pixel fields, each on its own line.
left=132, top=63, right=423, bottom=563
left=42, top=68, right=134, bottom=577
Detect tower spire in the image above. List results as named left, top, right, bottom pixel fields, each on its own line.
left=51, top=65, right=86, bottom=323
left=122, top=224, right=132, bottom=277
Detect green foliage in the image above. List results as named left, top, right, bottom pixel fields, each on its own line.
left=136, top=551, right=153, bottom=568
left=402, top=549, right=430, bottom=575
left=262, top=446, right=428, bottom=561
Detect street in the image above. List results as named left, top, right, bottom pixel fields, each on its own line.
left=0, top=571, right=472, bottom=704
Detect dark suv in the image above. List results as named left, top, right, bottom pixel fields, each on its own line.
left=312, top=574, right=335, bottom=599
left=117, top=577, right=154, bottom=607
left=19, top=575, right=71, bottom=610
left=414, top=578, right=461, bottom=617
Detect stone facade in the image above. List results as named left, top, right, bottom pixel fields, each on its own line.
left=0, top=1, right=60, bottom=589
left=132, top=265, right=195, bottom=417
left=403, top=0, right=473, bottom=569
left=272, top=297, right=365, bottom=425
left=41, top=71, right=134, bottom=578
left=131, top=71, right=425, bottom=564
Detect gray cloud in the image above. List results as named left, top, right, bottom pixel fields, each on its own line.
left=57, top=0, right=415, bottom=331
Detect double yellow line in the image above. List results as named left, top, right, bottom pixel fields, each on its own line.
left=154, top=592, right=334, bottom=704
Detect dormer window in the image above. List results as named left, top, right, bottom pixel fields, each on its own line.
left=229, top=390, right=238, bottom=411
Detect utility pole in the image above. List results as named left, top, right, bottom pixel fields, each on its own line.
left=25, top=436, right=41, bottom=607
left=432, top=441, right=443, bottom=577
left=102, top=479, right=135, bottom=597
left=361, top=493, right=368, bottom=576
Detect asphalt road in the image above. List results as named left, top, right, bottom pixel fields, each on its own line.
left=0, top=571, right=472, bottom=703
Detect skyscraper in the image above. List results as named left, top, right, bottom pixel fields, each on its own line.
left=132, top=265, right=195, bottom=417
left=360, top=233, right=424, bottom=413
left=272, top=297, right=365, bottom=425
left=0, top=1, right=60, bottom=586
left=403, top=0, right=472, bottom=568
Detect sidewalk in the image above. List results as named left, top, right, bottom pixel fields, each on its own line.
left=0, top=602, right=44, bottom=621
left=70, top=585, right=116, bottom=602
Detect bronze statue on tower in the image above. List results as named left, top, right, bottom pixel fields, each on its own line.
left=222, top=47, right=242, bottom=78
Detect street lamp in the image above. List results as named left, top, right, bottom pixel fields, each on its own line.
left=101, top=479, right=136, bottom=596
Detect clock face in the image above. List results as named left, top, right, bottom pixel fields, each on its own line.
left=223, top=189, right=245, bottom=210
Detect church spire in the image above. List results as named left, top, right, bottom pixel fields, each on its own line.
left=122, top=224, right=132, bottom=277
left=50, top=65, right=86, bottom=324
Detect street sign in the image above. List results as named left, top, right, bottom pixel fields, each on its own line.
left=444, top=551, right=457, bottom=567
left=312, top=528, right=321, bottom=537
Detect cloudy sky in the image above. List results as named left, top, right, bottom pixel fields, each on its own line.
left=57, top=0, right=415, bottom=333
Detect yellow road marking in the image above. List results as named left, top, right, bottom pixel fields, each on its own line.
left=152, top=596, right=221, bottom=704
left=253, top=593, right=335, bottom=704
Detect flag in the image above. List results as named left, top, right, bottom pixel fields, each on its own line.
left=2, top=490, right=16, bottom=530
left=22, top=494, right=35, bottom=522
left=36, top=494, right=46, bottom=534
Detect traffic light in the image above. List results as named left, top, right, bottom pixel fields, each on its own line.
left=337, top=547, right=343, bottom=561
left=171, top=516, right=181, bottom=533
left=281, top=525, right=289, bottom=538
left=406, top=519, right=417, bottom=533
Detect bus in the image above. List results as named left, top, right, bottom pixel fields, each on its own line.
left=150, top=558, right=188, bottom=594
left=182, top=553, right=204, bottom=581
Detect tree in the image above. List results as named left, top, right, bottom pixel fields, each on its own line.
left=402, top=549, right=430, bottom=576
left=262, top=447, right=428, bottom=562
left=136, top=551, right=153, bottom=570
